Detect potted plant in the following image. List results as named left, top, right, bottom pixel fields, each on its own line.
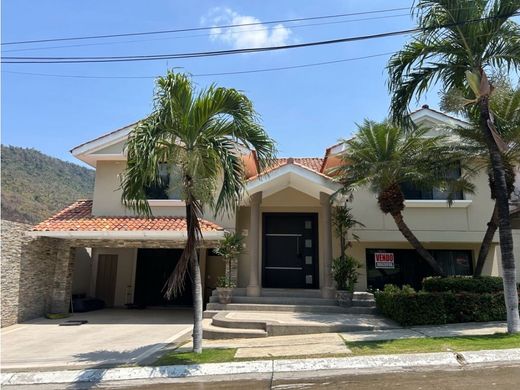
left=332, top=255, right=360, bottom=306
left=214, top=232, right=244, bottom=304
left=331, top=203, right=363, bottom=306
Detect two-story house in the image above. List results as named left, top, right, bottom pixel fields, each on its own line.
left=27, top=106, right=514, bottom=320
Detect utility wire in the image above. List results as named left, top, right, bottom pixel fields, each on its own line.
left=2, top=7, right=409, bottom=46
left=2, top=13, right=409, bottom=53
left=0, top=29, right=419, bottom=63
left=3, top=13, right=517, bottom=64
left=2, top=12, right=520, bottom=64
left=1, top=51, right=394, bottom=79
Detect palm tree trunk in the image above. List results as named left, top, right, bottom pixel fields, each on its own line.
left=474, top=203, right=499, bottom=276
left=479, top=95, right=520, bottom=333
left=391, top=211, right=446, bottom=276
left=190, top=250, right=203, bottom=354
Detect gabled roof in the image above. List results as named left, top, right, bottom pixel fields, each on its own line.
left=248, top=157, right=326, bottom=181
left=409, top=104, right=470, bottom=128
left=31, top=200, right=225, bottom=240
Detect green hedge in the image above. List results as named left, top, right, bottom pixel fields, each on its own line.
left=422, top=276, right=504, bottom=293
left=374, top=284, right=514, bottom=326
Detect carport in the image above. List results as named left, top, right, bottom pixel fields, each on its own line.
left=27, top=200, right=226, bottom=316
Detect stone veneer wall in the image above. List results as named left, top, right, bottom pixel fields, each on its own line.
left=1, top=220, right=64, bottom=327
left=1, top=220, right=28, bottom=327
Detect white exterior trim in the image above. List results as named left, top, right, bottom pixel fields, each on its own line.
left=409, top=108, right=470, bottom=128
left=27, top=230, right=226, bottom=240
left=71, top=124, right=135, bottom=156
left=404, top=200, right=473, bottom=208
left=147, top=199, right=186, bottom=207
left=246, top=164, right=341, bottom=200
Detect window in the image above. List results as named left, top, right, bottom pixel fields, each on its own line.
left=366, top=249, right=472, bottom=290
left=400, top=163, right=463, bottom=200
left=144, top=163, right=183, bottom=200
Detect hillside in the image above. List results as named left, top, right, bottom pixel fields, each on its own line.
left=1, top=145, right=95, bottom=224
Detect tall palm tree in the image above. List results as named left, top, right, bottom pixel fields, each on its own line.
left=121, top=71, right=276, bottom=353
left=335, top=120, right=473, bottom=276
left=387, top=0, right=520, bottom=332
left=442, top=78, right=520, bottom=275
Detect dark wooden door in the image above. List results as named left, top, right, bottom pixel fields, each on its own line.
left=262, top=213, right=319, bottom=288
left=96, top=254, right=118, bottom=307
left=134, top=249, right=193, bottom=307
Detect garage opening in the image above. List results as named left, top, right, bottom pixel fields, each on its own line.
left=134, top=249, right=193, bottom=307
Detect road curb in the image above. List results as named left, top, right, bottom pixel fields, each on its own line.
left=2, top=348, right=520, bottom=386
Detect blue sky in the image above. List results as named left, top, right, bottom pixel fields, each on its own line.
left=1, top=0, right=436, bottom=164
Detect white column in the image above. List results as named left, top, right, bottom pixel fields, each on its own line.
left=247, top=191, right=262, bottom=296
left=320, top=192, right=335, bottom=298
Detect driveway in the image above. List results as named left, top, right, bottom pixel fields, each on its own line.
left=1, top=309, right=193, bottom=371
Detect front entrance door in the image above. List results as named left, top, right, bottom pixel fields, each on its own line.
left=262, top=213, right=319, bottom=288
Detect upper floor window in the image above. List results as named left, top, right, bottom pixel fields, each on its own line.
left=400, top=163, right=463, bottom=200
left=144, top=163, right=183, bottom=200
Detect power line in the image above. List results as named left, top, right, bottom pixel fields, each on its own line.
left=1, top=51, right=394, bottom=79
left=1, top=7, right=409, bottom=46
left=0, top=29, right=418, bottom=63
left=3, top=13, right=517, bottom=64
left=2, top=13, right=410, bottom=53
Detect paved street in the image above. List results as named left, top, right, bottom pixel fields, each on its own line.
left=8, top=364, right=520, bottom=389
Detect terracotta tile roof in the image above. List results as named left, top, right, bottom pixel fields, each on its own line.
left=32, top=200, right=224, bottom=232
left=248, top=157, right=326, bottom=181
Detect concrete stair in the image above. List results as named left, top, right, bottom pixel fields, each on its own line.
left=203, top=289, right=380, bottom=339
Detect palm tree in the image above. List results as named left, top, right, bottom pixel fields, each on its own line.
left=335, top=120, right=473, bottom=276
left=441, top=78, right=520, bottom=275
left=387, top=0, right=520, bottom=332
left=121, top=71, right=276, bottom=353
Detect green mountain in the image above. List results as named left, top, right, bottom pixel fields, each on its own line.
left=1, top=145, right=95, bottom=224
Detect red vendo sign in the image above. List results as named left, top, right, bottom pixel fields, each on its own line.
left=375, top=252, right=395, bottom=269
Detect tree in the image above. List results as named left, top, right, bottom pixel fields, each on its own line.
left=121, top=71, right=276, bottom=353
left=441, top=77, right=520, bottom=275
left=387, top=0, right=520, bottom=332
left=335, top=120, right=474, bottom=276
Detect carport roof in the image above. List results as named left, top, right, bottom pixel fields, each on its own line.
left=32, top=200, right=224, bottom=233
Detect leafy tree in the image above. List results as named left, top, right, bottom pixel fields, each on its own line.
left=441, top=77, right=520, bottom=276
left=387, top=0, right=520, bottom=332
left=335, top=120, right=474, bottom=276
left=121, top=71, right=276, bottom=353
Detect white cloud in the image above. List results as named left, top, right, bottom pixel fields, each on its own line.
left=202, top=8, right=292, bottom=49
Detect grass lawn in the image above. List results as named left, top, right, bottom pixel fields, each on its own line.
left=153, top=348, right=237, bottom=366
left=153, top=333, right=520, bottom=366
left=347, top=333, right=520, bottom=356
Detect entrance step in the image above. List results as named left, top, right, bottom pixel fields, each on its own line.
left=202, top=312, right=396, bottom=339
left=202, top=318, right=267, bottom=339
left=259, top=289, right=323, bottom=298
left=208, top=295, right=337, bottom=306
left=206, top=302, right=377, bottom=315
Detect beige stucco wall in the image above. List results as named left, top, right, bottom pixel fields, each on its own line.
left=91, top=160, right=235, bottom=229
left=348, top=169, right=495, bottom=243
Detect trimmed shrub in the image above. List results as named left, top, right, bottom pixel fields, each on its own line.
left=374, top=284, right=516, bottom=326
left=422, top=276, right=504, bottom=293
left=374, top=285, right=446, bottom=326
left=443, top=292, right=507, bottom=323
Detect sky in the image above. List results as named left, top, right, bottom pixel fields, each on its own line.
left=1, top=0, right=439, bottom=165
